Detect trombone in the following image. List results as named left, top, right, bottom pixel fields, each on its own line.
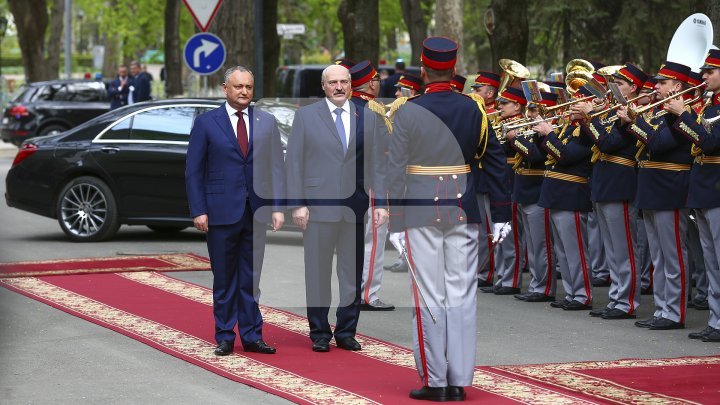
left=589, top=91, right=657, bottom=123
left=629, top=82, right=706, bottom=119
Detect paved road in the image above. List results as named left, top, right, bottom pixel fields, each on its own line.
left=0, top=152, right=717, bottom=404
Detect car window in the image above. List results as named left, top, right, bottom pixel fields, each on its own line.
left=11, top=85, right=38, bottom=103
left=71, top=82, right=108, bottom=102
left=101, top=116, right=132, bottom=140
left=130, top=106, right=195, bottom=142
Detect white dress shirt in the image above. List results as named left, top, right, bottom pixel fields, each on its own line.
left=325, top=98, right=351, bottom=146
left=225, top=102, right=250, bottom=142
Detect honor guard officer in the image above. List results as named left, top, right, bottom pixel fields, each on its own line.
left=386, top=36, right=508, bottom=402
left=625, top=61, right=694, bottom=330
left=394, top=74, right=423, bottom=98
left=348, top=61, right=396, bottom=312
left=673, top=49, right=720, bottom=342
left=471, top=71, right=501, bottom=114
left=480, top=86, right=527, bottom=295
left=574, top=63, right=647, bottom=320
left=535, top=85, right=595, bottom=311
left=510, top=91, right=558, bottom=303
left=451, top=75, right=467, bottom=93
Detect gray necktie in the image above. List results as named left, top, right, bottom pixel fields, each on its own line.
left=334, top=107, right=347, bottom=156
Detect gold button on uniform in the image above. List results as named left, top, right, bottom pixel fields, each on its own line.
left=456, top=193, right=462, bottom=198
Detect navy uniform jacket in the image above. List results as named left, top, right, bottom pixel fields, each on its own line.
left=538, top=122, right=593, bottom=212
left=387, top=87, right=509, bottom=231
left=673, top=94, right=720, bottom=209
left=351, top=92, right=391, bottom=207
left=628, top=109, right=693, bottom=210
left=580, top=112, right=638, bottom=202
left=509, top=134, right=545, bottom=204
left=473, top=127, right=512, bottom=222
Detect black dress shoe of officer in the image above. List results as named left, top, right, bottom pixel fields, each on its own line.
left=649, top=318, right=684, bottom=330
left=360, top=299, right=395, bottom=311
left=641, top=286, right=653, bottom=295
left=550, top=299, right=570, bottom=308
left=477, top=280, right=493, bottom=288
left=214, top=341, right=234, bottom=356
left=701, top=329, right=720, bottom=342
left=688, top=326, right=716, bottom=340
left=448, top=386, right=466, bottom=401
left=524, top=293, right=555, bottom=302
left=479, top=286, right=497, bottom=294
left=692, top=299, right=709, bottom=310
left=243, top=340, right=276, bottom=354
left=494, top=287, right=521, bottom=295
left=563, top=300, right=593, bottom=311
left=409, top=386, right=463, bottom=402
left=336, top=337, right=362, bottom=351
left=602, top=308, right=636, bottom=319
left=589, top=307, right=609, bottom=317
left=312, top=338, right=331, bottom=352
left=514, top=293, right=531, bottom=301
left=634, top=317, right=658, bottom=328
left=591, top=277, right=611, bottom=287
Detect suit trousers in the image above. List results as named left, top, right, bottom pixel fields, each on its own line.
left=304, top=220, right=363, bottom=341
left=587, top=211, right=610, bottom=281
left=493, top=202, right=524, bottom=289
left=550, top=210, right=592, bottom=305
left=695, top=207, right=720, bottom=329
left=519, top=203, right=555, bottom=296
left=594, top=201, right=641, bottom=314
left=207, top=202, right=265, bottom=345
left=476, top=193, right=495, bottom=284
left=406, top=224, right=479, bottom=387
left=643, top=209, right=689, bottom=324
left=361, top=214, right=388, bottom=304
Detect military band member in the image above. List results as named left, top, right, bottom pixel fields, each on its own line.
left=574, top=63, right=648, bottom=319
left=348, top=61, right=395, bottom=312
left=386, top=37, right=507, bottom=401
left=450, top=74, right=467, bottom=93
left=625, top=61, right=694, bottom=330
left=394, top=74, right=423, bottom=98
left=672, top=49, right=720, bottom=342
left=535, top=86, right=595, bottom=311
left=471, top=71, right=501, bottom=114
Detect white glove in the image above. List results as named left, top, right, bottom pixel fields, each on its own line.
left=389, top=232, right=406, bottom=254
left=500, top=222, right=512, bottom=240
left=492, top=222, right=510, bottom=245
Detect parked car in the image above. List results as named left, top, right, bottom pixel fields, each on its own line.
left=5, top=98, right=296, bottom=242
left=1, top=79, right=110, bottom=146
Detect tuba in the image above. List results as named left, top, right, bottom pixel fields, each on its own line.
left=564, top=59, right=595, bottom=95
left=497, top=59, right=530, bottom=95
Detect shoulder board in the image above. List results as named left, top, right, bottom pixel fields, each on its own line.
left=388, top=96, right=410, bottom=120
left=366, top=99, right=388, bottom=117
left=464, top=92, right=486, bottom=107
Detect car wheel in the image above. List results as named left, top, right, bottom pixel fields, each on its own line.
left=147, top=225, right=187, bottom=233
left=56, top=176, right=120, bottom=242
left=39, top=124, right=68, bottom=136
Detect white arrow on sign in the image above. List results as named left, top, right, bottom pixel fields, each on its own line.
left=193, top=39, right=220, bottom=68
left=183, top=0, right=223, bottom=32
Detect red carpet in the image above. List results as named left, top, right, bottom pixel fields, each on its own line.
left=0, top=253, right=210, bottom=278
left=2, top=271, right=718, bottom=404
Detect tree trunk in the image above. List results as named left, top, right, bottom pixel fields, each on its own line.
left=8, top=0, right=50, bottom=82
left=262, top=0, right=279, bottom=97
left=206, top=0, right=255, bottom=93
left=45, top=0, right=64, bottom=79
left=434, top=0, right=465, bottom=74
left=486, top=0, right=528, bottom=71
left=101, top=0, right=120, bottom=79
left=164, top=0, right=183, bottom=97
left=400, top=0, right=429, bottom=66
left=710, top=0, right=720, bottom=47
left=338, top=0, right=379, bottom=65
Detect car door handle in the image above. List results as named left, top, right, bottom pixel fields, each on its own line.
left=100, top=146, right=120, bottom=154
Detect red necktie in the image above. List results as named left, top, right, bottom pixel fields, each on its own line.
left=236, top=111, right=248, bottom=157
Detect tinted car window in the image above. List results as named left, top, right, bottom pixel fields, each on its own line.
left=11, top=85, right=39, bottom=103
left=300, top=69, right=323, bottom=98
left=130, top=106, right=195, bottom=142
left=101, top=116, right=132, bottom=140
left=71, top=82, right=108, bottom=102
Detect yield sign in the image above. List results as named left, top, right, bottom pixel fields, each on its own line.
left=183, top=0, right=223, bottom=32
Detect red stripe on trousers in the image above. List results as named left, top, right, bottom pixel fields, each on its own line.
left=543, top=208, right=554, bottom=296
left=674, top=210, right=687, bottom=324
left=364, top=190, right=377, bottom=305
left=511, top=203, right=521, bottom=287
left=405, top=232, right=429, bottom=386
left=623, top=202, right=638, bottom=314
left=484, top=218, right=495, bottom=282
left=574, top=211, right=592, bottom=305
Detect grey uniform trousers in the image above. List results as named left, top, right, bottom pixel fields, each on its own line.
left=550, top=210, right=592, bottom=304
left=406, top=224, right=479, bottom=387
left=493, top=202, right=525, bottom=288
left=687, top=212, right=709, bottom=302
left=643, top=209, right=689, bottom=324
left=695, top=207, right=720, bottom=329
left=588, top=211, right=610, bottom=281
left=594, top=201, right=641, bottom=314
left=476, top=193, right=495, bottom=284
left=519, top=203, right=555, bottom=295
left=361, top=213, right=388, bottom=304
left=636, top=215, right=654, bottom=290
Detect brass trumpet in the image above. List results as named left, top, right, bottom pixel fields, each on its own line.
left=629, top=82, right=706, bottom=119
left=649, top=95, right=702, bottom=119
left=590, top=91, right=658, bottom=121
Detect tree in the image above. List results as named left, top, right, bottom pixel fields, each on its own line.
left=263, top=0, right=279, bottom=97
left=8, top=0, right=64, bottom=81
left=434, top=0, right=466, bottom=73
left=164, top=0, right=182, bottom=97
left=337, top=0, right=379, bottom=65
left=400, top=0, right=432, bottom=66
left=485, top=0, right=528, bottom=71
left=205, top=0, right=256, bottom=91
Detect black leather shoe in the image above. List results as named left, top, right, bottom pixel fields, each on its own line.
left=514, top=293, right=531, bottom=301
left=702, top=329, right=720, bottom=342
left=360, top=299, right=395, bottom=311
left=243, top=340, right=276, bottom=354
left=563, top=300, right=593, bottom=311
left=524, top=293, right=555, bottom=302
left=335, top=337, right=361, bottom=351
left=494, top=287, right=521, bottom=295
left=634, top=317, right=658, bottom=328
left=550, top=299, right=570, bottom=308
left=589, top=308, right=609, bottom=317
left=477, top=280, right=493, bottom=288
left=312, top=338, right=331, bottom=352
left=649, top=318, right=684, bottom=330
left=479, top=286, right=497, bottom=293
left=448, top=386, right=466, bottom=401
left=688, top=326, right=715, bottom=340
left=409, top=386, right=463, bottom=402
left=692, top=299, right=709, bottom=310
left=591, top=277, right=611, bottom=287
left=601, top=308, right=636, bottom=319
left=641, top=286, right=653, bottom=295
left=214, top=340, right=234, bottom=356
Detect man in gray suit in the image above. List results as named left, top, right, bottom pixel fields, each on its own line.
left=286, top=64, right=387, bottom=353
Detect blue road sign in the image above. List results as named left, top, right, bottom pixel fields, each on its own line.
left=183, top=33, right=226, bottom=75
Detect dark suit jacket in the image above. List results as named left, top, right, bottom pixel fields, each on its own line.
left=108, top=77, right=130, bottom=109
left=130, top=72, right=152, bottom=103
left=185, top=103, right=286, bottom=226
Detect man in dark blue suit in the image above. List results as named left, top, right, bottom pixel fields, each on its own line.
left=107, top=65, right=130, bottom=110
left=128, top=61, right=152, bottom=104
left=185, top=66, right=286, bottom=356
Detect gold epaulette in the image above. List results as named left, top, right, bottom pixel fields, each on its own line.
left=367, top=99, right=393, bottom=133
left=388, top=96, right=410, bottom=121
left=464, top=93, right=490, bottom=161
left=465, top=92, right=486, bottom=107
